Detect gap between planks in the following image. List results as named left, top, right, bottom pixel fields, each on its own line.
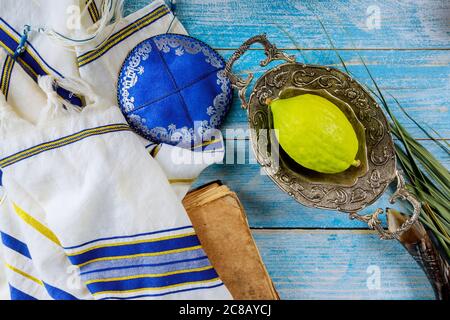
left=251, top=227, right=378, bottom=231
left=215, top=48, right=450, bottom=51
left=251, top=228, right=380, bottom=235
left=223, top=137, right=450, bottom=141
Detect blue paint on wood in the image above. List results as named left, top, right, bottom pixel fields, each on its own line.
left=174, top=0, right=450, bottom=49
left=252, top=230, right=435, bottom=299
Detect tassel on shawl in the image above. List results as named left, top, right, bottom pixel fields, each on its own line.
left=38, top=76, right=71, bottom=123
left=53, top=77, right=100, bottom=106
left=37, top=75, right=105, bottom=125
left=43, top=0, right=124, bottom=47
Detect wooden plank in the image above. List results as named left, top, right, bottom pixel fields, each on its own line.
left=172, top=0, right=450, bottom=49
left=124, top=1, right=450, bottom=49
left=193, top=140, right=449, bottom=228
left=123, top=1, right=450, bottom=139
left=252, top=229, right=435, bottom=299
left=218, top=50, right=450, bottom=139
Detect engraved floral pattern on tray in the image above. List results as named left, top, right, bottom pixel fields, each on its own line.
left=247, top=63, right=396, bottom=212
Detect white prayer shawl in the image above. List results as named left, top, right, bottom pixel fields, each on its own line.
left=0, top=229, right=9, bottom=300
left=0, top=0, right=224, bottom=199
left=0, top=70, right=231, bottom=300
left=0, top=0, right=231, bottom=300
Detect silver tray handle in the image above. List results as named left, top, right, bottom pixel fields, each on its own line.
left=349, top=170, right=421, bottom=239
left=224, top=34, right=296, bottom=109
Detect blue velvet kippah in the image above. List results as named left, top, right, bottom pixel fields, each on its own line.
left=117, top=34, right=232, bottom=148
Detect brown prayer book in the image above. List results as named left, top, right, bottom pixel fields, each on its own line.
left=183, top=181, right=280, bottom=300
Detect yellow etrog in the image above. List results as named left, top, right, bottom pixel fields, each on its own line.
left=269, top=94, right=360, bottom=174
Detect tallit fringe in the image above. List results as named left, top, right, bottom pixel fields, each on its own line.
left=38, top=76, right=68, bottom=123
left=55, top=76, right=102, bottom=107
left=44, top=0, right=124, bottom=47
left=38, top=75, right=111, bottom=125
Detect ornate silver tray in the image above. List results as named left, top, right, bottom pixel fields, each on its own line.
left=224, top=34, right=420, bottom=239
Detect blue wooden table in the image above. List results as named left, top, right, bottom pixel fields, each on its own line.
left=127, top=0, right=449, bottom=299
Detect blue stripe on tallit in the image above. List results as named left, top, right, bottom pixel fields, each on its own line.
left=67, top=229, right=222, bottom=297
left=68, top=234, right=200, bottom=266
left=1, top=231, right=32, bottom=259
left=87, top=267, right=219, bottom=294
left=1, top=53, right=14, bottom=99
left=0, top=18, right=63, bottom=77
left=63, top=225, right=193, bottom=250
left=81, top=256, right=211, bottom=282
left=77, top=4, right=169, bottom=67
left=0, top=124, right=131, bottom=168
left=79, top=247, right=207, bottom=274
left=44, top=283, right=78, bottom=300
left=9, top=284, right=37, bottom=300
left=80, top=255, right=209, bottom=276
left=99, top=282, right=225, bottom=300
